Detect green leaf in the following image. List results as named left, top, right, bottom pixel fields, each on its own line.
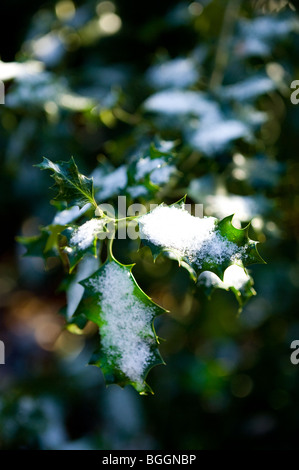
left=62, top=218, right=108, bottom=272
left=36, top=157, right=97, bottom=209
left=127, top=142, right=177, bottom=199
left=198, top=265, right=256, bottom=310
left=217, top=215, right=265, bottom=268
left=16, top=225, right=64, bottom=260
left=138, top=203, right=265, bottom=283
left=73, top=259, right=166, bottom=394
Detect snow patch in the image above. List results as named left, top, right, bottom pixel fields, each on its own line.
left=135, top=157, right=165, bottom=180
left=70, top=218, right=104, bottom=250
left=135, top=156, right=175, bottom=186
left=146, top=57, right=199, bottom=89
left=53, top=204, right=90, bottom=225
left=198, top=265, right=250, bottom=291
left=94, top=165, right=128, bottom=200
left=198, top=271, right=223, bottom=289
left=87, top=262, right=156, bottom=384
left=223, top=265, right=250, bottom=290
left=139, top=205, right=243, bottom=269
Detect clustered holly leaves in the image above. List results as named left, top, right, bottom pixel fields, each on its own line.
left=18, top=153, right=265, bottom=394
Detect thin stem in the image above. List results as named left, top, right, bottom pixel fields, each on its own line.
left=96, top=211, right=140, bottom=223
left=114, top=215, right=140, bottom=222
left=103, top=215, right=140, bottom=261
left=209, top=0, right=241, bottom=90
left=107, top=229, right=116, bottom=261
left=113, top=108, right=142, bottom=125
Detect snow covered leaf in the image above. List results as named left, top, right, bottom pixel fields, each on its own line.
left=36, top=157, right=97, bottom=209
left=138, top=204, right=265, bottom=281
left=62, top=218, right=108, bottom=272
left=198, top=266, right=256, bottom=309
left=135, top=148, right=175, bottom=185
left=146, top=57, right=199, bottom=89
left=52, top=204, right=90, bottom=226
left=93, top=165, right=128, bottom=201
left=128, top=143, right=177, bottom=197
left=143, top=89, right=219, bottom=118
left=188, top=119, right=251, bottom=156
left=73, top=259, right=166, bottom=394
left=220, top=75, right=276, bottom=103
left=90, top=142, right=177, bottom=203
left=5, top=71, right=94, bottom=111
left=217, top=214, right=264, bottom=267
left=236, top=15, right=299, bottom=59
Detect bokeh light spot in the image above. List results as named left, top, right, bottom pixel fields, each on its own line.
left=98, top=13, right=122, bottom=35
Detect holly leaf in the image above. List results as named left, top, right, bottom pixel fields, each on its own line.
left=127, top=143, right=177, bottom=199
left=52, top=204, right=91, bottom=226
left=73, top=259, right=166, bottom=394
left=36, top=157, right=97, bottom=209
left=134, top=143, right=176, bottom=186
left=217, top=215, right=265, bottom=267
left=198, top=265, right=256, bottom=310
left=62, top=218, right=108, bottom=273
left=138, top=202, right=265, bottom=282
left=17, top=225, right=64, bottom=260
left=58, top=255, right=100, bottom=325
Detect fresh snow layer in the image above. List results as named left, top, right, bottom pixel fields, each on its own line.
left=70, top=218, right=104, bottom=250
left=223, top=265, right=250, bottom=290
left=139, top=205, right=244, bottom=269
left=87, top=262, right=156, bottom=384
left=146, top=57, right=199, bottom=89
left=198, top=265, right=250, bottom=291
left=198, top=271, right=223, bottom=289
left=135, top=156, right=175, bottom=186
left=135, top=157, right=166, bottom=180
left=53, top=204, right=90, bottom=225
left=93, top=165, right=128, bottom=200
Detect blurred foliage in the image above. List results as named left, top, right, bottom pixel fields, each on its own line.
left=1, top=0, right=299, bottom=450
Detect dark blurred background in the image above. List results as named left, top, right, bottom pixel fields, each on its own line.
left=1, top=0, right=299, bottom=450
